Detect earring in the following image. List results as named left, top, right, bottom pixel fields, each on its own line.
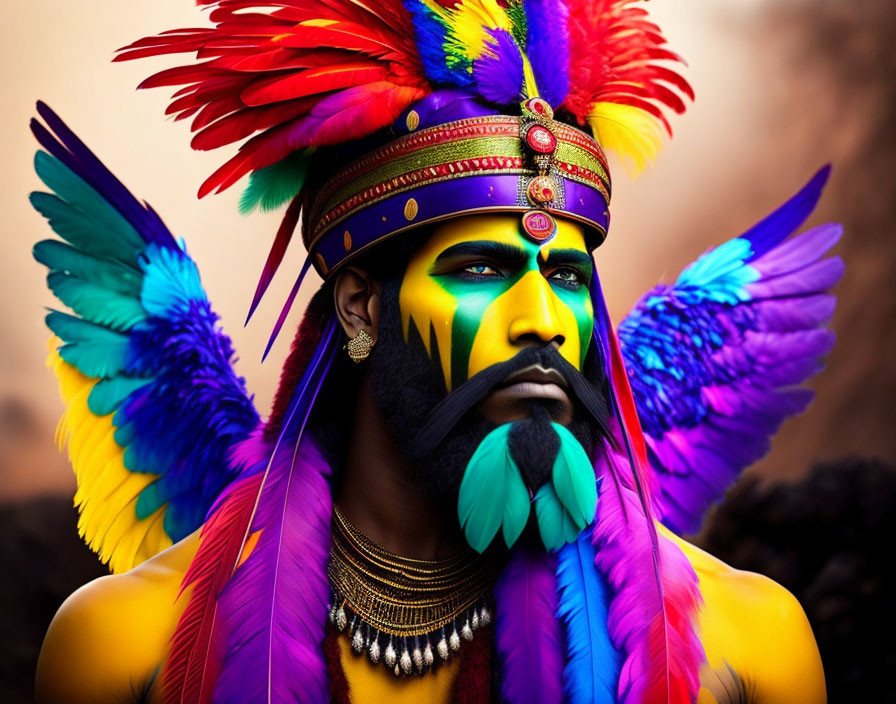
left=346, top=329, right=375, bottom=363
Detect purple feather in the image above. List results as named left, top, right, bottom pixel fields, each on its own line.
left=32, top=102, right=175, bottom=247
left=472, top=29, right=525, bottom=105
left=524, top=0, right=570, bottom=106
left=212, top=322, right=338, bottom=703
left=212, top=435, right=332, bottom=704
left=592, top=437, right=704, bottom=704
left=746, top=295, right=836, bottom=332
left=262, top=256, right=313, bottom=361
left=494, top=544, right=564, bottom=704
left=746, top=256, right=845, bottom=298
left=743, top=165, right=831, bottom=260
left=751, top=223, right=842, bottom=277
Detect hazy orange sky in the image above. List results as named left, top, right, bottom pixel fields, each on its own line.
left=2, top=0, right=892, bottom=499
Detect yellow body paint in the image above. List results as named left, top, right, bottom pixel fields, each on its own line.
left=399, top=214, right=593, bottom=390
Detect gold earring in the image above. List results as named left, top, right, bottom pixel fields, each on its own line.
left=346, top=329, right=375, bottom=363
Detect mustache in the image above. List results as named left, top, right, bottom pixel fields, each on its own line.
left=410, top=345, right=611, bottom=457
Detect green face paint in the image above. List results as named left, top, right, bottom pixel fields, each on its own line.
left=399, top=215, right=594, bottom=391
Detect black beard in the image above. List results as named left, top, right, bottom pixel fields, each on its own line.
left=369, top=279, right=611, bottom=503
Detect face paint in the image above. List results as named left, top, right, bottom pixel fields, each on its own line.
left=399, top=215, right=594, bottom=391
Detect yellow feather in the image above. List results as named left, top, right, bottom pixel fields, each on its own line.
left=424, top=0, right=513, bottom=61
left=586, top=102, right=664, bottom=177
left=47, top=340, right=171, bottom=573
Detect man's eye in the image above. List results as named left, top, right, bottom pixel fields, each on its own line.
left=549, top=268, right=584, bottom=286
left=462, top=264, right=500, bottom=277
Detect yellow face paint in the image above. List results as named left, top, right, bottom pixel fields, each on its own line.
left=399, top=214, right=594, bottom=391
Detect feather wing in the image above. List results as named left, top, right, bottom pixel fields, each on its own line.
left=30, top=103, right=259, bottom=573
left=618, top=166, right=844, bottom=535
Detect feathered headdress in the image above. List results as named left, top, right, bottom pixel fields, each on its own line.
left=118, top=0, right=692, bottom=325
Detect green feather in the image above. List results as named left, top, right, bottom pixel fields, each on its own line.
left=87, top=376, right=151, bottom=416
left=34, top=240, right=142, bottom=297
left=534, top=482, right=582, bottom=552
left=47, top=272, right=147, bottom=331
left=135, top=480, right=168, bottom=520
left=238, top=151, right=310, bottom=215
left=46, top=310, right=127, bottom=344
left=550, top=422, right=598, bottom=529
left=49, top=312, right=131, bottom=378
left=33, top=151, right=143, bottom=253
left=507, top=0, right=528, bottom=46
left=112, top=416, right=137, bottom=447
left=457, top=423, right=531, bottom=553
left=30, top=192, right=140, bottom=267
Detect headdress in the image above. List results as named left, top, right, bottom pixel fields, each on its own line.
left=117, top=0, right=692, bottom=330
left=30, top=1, right=843, bottom=703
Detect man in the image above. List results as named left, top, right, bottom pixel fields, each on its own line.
left=32, top=1, right=837, bottom=702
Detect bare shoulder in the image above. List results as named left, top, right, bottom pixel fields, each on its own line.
left=663, top=528, right=826, bottom=704
left=35, top=531, right=201, bottom=704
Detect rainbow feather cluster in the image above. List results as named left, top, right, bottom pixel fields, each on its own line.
left=30, top=103, right=259, bottom=573
left=116, top=0, right=691, bottom=201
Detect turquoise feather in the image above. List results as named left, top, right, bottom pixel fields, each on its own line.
left=34, top=151, right=146, bottom=250
left=30, top=192, right=141, bottom=267
left=556, top=528, right=621, bottom=704
left=46, top=310, right=128, bottom=345
left=135, top=479, right=169, bottom=520
left=34, top=240, right=142, bottom=297
left=238, top=151, right=310, bottom=215
left=34, top=152, right=143, bottom=251
left=457, top=423, right=531, bottom=553
left=140, top=244, right=206, bottom=316
left=47, top=272, right=147, bottom=331
left=112, top=416, right=137, bottom=447
left=88, top=377, right=152, bottom=416
left=551, top=422, right=598, bottom=528
left=534, top=481, right=581, bottom=551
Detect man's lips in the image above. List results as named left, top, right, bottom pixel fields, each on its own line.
left=490, top=364, right=571, bottom=404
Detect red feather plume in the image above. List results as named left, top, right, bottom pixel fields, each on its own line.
left=564, top=0, right=694, bottom=133
left=162, top=472, right=264, bottom=704
left=115, top=0, right=429, bottom=197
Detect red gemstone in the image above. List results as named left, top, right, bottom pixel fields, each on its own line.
left=522, top=210, right=557, bottom=242
left=526, top=125, right=557, bottom=154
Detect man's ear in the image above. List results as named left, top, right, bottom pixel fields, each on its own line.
left=333, top=266, right=381, bottom=341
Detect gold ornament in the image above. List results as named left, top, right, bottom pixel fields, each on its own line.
left=345, top=329, right=375, bottom=363
left=327, top=506, right=498, bottom=676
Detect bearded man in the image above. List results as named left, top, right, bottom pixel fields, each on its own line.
left=32, top=2, right=839, bottom=703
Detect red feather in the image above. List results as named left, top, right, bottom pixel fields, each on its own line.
left=162, top=472, right=264, bottom=704
left=117, top=0, right=428, bottom=197
left=240, top=64, right=390, bottom=107
left=302, top=81, right=426, bottom=144
left=246, top=194, right=303, bottom=323
left=191, top=99, right=314, bottom=151
left=564, top=0, right=693, bottom=129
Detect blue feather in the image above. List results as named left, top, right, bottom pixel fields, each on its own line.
left=524, top=0, right=569, bottom=105
left=742, top=165, right=830, bottom=260
left=556, top=528, right=621, bottom=704
left=403, top=0, right=473, bottom=87
left=472, top=29, right=524, bottom=104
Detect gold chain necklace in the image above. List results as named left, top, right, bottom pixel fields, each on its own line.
left=327, top=506, right=499, bottom=677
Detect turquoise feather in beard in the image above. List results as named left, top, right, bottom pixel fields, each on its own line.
left=457, top=416, right=598, bottom=553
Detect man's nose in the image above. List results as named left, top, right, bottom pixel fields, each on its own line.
left=507, top=271, right=567, bottom=347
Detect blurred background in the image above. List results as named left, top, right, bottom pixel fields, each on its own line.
left=1, top=0, right=893, bottom=701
